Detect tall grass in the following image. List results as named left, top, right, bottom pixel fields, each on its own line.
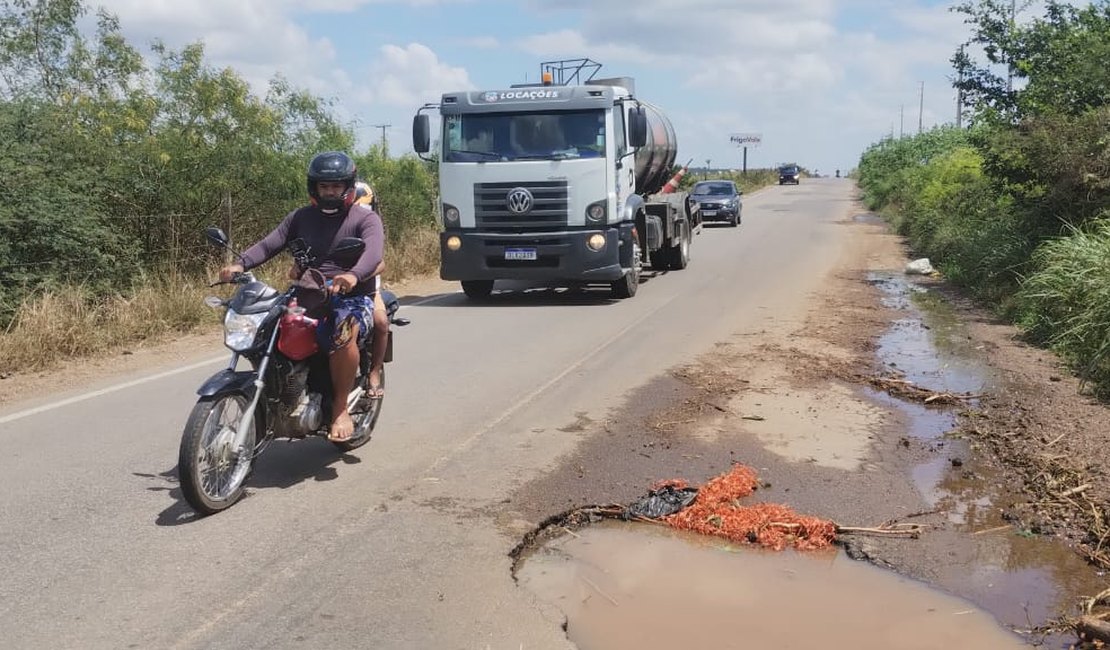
left=1018, top=218, right=1110, bottom=395
left=0, top=272, right=216, bottom=372
left=0, top=225, right=442, bottom=373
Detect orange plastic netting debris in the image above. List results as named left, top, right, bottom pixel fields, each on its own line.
left=661, top=465, right=838, bottom=551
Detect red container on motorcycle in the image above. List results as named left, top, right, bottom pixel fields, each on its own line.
left=277, top=298, right=319, bottom=360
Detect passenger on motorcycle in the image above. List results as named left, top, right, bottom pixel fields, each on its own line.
left=352, top=180, right=389, bottom=403
left=219, top=151, right=385, bottom=443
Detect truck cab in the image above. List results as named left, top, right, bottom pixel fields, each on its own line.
left=413, top=69, right=692, bottom=300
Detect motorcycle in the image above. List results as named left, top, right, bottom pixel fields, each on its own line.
left=177, top=226, right=409, bottom=515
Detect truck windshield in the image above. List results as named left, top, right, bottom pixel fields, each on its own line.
left=443, top=110, right=606, bottom=162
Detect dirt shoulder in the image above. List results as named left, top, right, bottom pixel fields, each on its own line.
left=508, top=204, right=1110, bottom=643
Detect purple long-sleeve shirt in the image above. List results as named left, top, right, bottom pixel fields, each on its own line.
left=239, top=204, right=384, bottom=295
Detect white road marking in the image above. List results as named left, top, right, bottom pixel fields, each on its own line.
left=0, top=296, right=447, bottom=425
left=0, top=355, right=229, bottom=425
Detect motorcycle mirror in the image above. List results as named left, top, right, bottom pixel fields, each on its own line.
left=205, top=227, right=230, bottom=248
left=333, top=237, right=366, bottom=257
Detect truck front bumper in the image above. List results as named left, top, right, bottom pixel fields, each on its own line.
left=440, top=227, right=630, bottom=283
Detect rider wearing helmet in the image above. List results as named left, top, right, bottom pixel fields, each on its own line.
left=219, top=151, right=385, bottom=443
left=353, top=180, right=378, bottom=213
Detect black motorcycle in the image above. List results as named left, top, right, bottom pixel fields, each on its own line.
left=177, top=227, right=408, bottom=515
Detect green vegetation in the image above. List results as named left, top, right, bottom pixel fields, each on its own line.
left=0, top=0, right=438, bottom=371
left=678, top=167, right=780, bottom=193
left=858, top=0, right=1110, bottom=396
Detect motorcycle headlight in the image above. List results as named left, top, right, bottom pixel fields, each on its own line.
left=224, top=310, right=268, bottom=351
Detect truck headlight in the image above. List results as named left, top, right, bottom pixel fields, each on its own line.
left=445, top=235, right=462, bottom=251
left=443, top=204, right=460, bottom=225
left=587, top=233, right=607, bottom=252
left=224, top=310, right=267, bottom=351
left=585, top=201, right=606, bottom=224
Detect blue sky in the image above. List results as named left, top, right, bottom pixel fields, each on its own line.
left=90, top=0, right=993, bottom=174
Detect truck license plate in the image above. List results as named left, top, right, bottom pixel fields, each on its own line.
left=701, top=210, right=717, bottom=217
left=504, top=247, right=537, bottom=261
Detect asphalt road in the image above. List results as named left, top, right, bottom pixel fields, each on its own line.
left=0, top=178, right=860, bottom=649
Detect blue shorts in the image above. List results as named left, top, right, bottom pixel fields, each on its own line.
left=316, top=294, right=375, bottom=352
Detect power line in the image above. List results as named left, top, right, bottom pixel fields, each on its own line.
left=371, top=123, right=392, bottom=156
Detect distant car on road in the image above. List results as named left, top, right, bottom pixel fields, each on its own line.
left=779, top=164, right=801, bottom=185
left=690, top=180, right=742, bottom=227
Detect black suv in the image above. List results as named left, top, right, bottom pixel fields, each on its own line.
left=778, top=164, right=800, bottom=185
left=690, top=180, right=742, bottom=227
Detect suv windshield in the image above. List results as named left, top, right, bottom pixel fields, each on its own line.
left=443, top=110, right=606, bottom=162
left=779, top=166, right=798, bottom=174
left=692, top=182, right=735, bottom=196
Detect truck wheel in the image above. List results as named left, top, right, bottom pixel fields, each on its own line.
left=611, top=240, right=640, bottom=299
left=610, top=269, right=638, bottom=298
left=461, top=280, right=494, bottom=299
left=664, top=229, right=690, bottom=270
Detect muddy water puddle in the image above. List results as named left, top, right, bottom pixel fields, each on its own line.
left=517, top=521, right=1026, bottom=649
left=868, top=273, right=1105, bottom=644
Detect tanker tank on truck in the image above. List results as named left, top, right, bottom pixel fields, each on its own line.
left=412, top=59, right=696, bottom=300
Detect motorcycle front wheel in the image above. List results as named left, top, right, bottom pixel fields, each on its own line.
left=178, top=393, right=257, bottom=515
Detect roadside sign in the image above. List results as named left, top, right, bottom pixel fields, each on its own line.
left=730, top=133, right=762, bottom=147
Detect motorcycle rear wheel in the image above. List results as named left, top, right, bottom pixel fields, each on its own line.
left=179, top=393, right=256, bottom=515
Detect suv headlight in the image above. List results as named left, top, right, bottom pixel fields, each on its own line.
left=224, top=310, right=267, bottom=351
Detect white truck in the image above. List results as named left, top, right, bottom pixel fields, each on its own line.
left=412, top=60, right=697, bottom=299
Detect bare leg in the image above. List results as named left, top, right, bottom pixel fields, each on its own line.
left=370, top=296, right=389, bottom=398
left=327, top=326, right=360, bottom=442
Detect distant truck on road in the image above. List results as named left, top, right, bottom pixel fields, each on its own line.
left=412, top=60, right=696, bottom=299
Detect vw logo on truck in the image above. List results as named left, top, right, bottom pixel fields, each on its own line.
left=506, top=187, right=534, bottom=214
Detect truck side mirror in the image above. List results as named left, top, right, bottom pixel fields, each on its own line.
left=413, top=114, right=430, bottom=154
left=628, top=107, right=647, bottom=148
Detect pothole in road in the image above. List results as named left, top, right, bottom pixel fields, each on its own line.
left=513, top=270, right=1107, bottom=648
left=516, top=521, right=1026, bottom=649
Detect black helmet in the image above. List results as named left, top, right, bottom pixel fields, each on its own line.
left=306, top=151, right=357, bottom=211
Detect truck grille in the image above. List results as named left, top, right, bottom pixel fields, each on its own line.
left=474, top=181, right=569, bottom=230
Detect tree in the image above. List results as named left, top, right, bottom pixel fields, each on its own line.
left=953, top=0, right=1110, bottom=121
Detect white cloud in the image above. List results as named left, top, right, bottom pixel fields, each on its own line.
left=360, top=43, right=474, bottom=107
left=515, top=29, right=669, bottom=67
left=84, top=0, right=978, bottom=168
left=91, top=0, right=341, bottom=95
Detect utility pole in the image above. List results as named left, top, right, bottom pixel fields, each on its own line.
left=371, top=123, right=392, bottom=157
left=1007, top=0, right=1016, bottom=94
left=918, top=81, right=924, bottom=135
left=705, top=159, right=711, bottom=179
left=956, top=49, right=964, bottom=128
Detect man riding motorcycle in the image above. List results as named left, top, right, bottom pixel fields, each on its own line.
left=219, top=151, right=385, bottom=442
